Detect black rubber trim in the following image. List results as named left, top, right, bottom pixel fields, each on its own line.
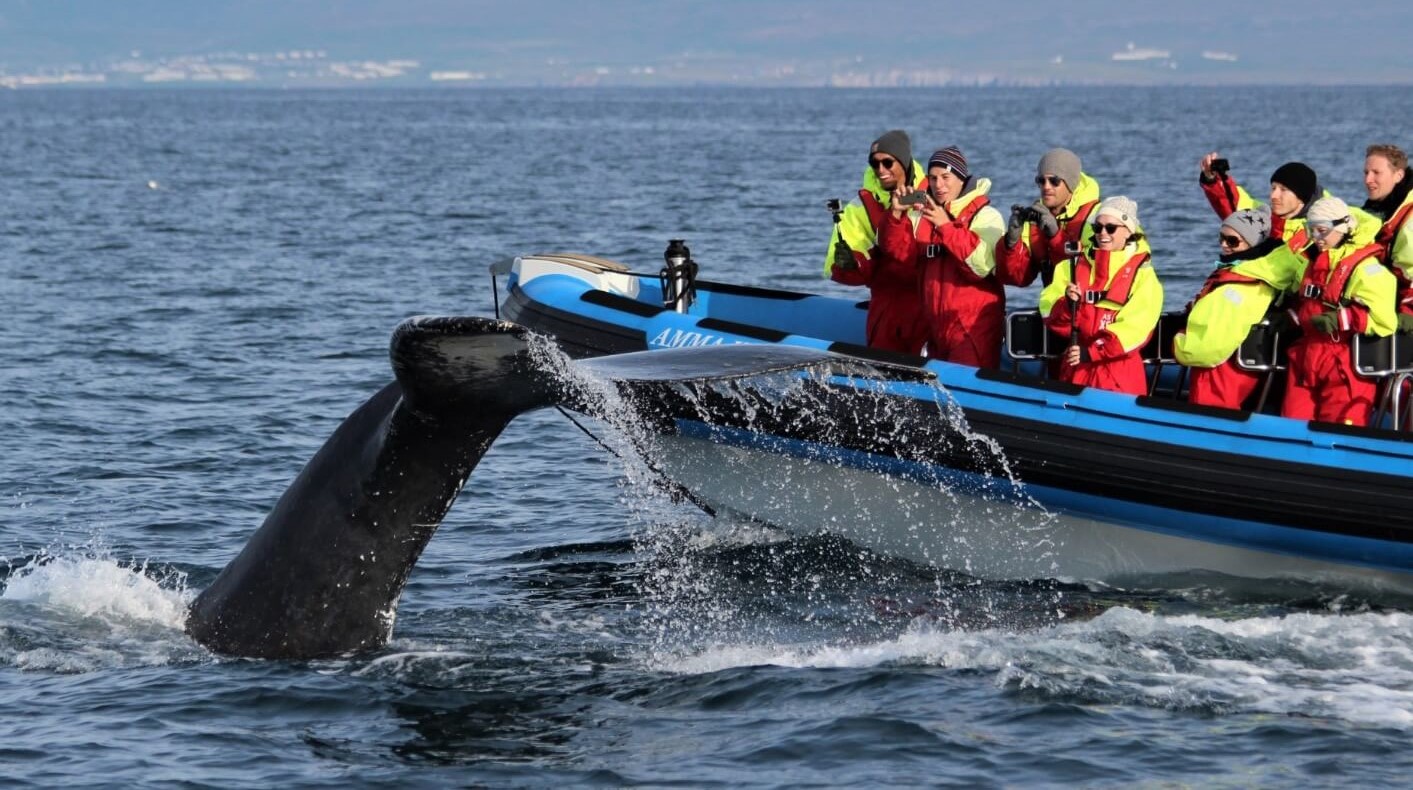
left=503, top=287, right=646, bottom=358
left=1134, top=395, right=1252, bottom=422
left=695, top=280, right=812, bottom=301
left=696, top=318, right=791, bottom=343
left=580, top=289, right=665, bottom=318
left=826, top=341, right=929, bottom=368
left=975, top=367, right=1085, bottom=396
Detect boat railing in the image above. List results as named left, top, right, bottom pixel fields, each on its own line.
left=1358, top=334, right=1413, bottom=430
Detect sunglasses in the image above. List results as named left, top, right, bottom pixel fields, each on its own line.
left=1035, top=175, right=1065, bottom=187
left=1219, top=233, right=1244, bottom=247
left=1308, top=223, right=1336, bottom=238
left=1092, top=222, right=1125, bottom=235
left=870, top=156, right=897, bottom=170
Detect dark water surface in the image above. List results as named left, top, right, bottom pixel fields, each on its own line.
left=3, top=87, right=1413, bottom=787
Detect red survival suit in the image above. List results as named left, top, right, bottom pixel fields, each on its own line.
left=1040, top=244, right=1164, bottom=395
left=1281, top=241, right=1397, bottom=426
left=826, top=165, right=929, bottom=354
left=876, top=180, right=1006, bottom=368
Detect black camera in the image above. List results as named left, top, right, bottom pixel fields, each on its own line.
left=825, top=198, right=842, bottom=213
left=1211, top=158, right=1230, bottom=176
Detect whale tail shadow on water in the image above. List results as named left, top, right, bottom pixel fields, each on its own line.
left=185, top=316, right=873, bottom=659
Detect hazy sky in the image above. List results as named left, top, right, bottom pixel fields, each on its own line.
left=1, top=1, right=1410, bottom=85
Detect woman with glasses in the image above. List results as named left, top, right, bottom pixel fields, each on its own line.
left=1278, top=197, right=1396, bottom=426
left=1173, top=209, right=1295, bottom=409
left=825, top=130, right=929, bottom=354
left=1038, top=196, right=1164, bottom=394
left=995, top=147, right=1102, bottom=288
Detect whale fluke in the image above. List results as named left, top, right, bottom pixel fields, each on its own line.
left=185, top=316, right=868, bottom=659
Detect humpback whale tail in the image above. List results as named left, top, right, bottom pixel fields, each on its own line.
left=185, top=316, right=853, bottom=659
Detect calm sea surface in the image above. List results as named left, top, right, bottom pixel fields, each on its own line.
left=3, top=87, right=1413, bottom=787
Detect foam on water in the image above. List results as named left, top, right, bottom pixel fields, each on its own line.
left=0, top=551, right=198, bottom=672
left=653, top=606, right=1413, bottom=729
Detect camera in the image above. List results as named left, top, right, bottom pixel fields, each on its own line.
left=898, top=191, right=931, bottom=206
left=1211, top=158, right=1230, bottom=176
left=825, top=198, right=842, bottom=213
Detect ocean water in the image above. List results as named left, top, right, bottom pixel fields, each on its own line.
left=3, top=86, right=1413, bottom=787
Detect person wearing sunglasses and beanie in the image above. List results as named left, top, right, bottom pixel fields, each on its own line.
left=1197, top=154, right=1322, bottom=248
left=1361, top=144, right=1413, bottom=333
left=1276, top=196, right=1396, bottom=426
left=1038, top=196, right=1164, bottom=394
left=825, top=129, right=929, bottom=354
left=995, top=147, right=1102, bottom=288
left=875, top=146, right=1006, bottom=368
left=1173, top=209, right=1297, bottom=408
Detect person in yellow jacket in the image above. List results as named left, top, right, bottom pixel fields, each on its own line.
left=1174, top=209, right=1301, bottom=409
left=1276, top=197, right=1397, bottom=427
left=824, top=130, right=929, bottom=354
left=1362, top=144, right=1413, bottom=328
left=1039, top=196, right=1163, bottom=395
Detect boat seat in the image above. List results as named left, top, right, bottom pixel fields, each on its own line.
left=1005, top=310, right=1055, bottom=360
left=1359, top=334, right=1413, bottom=430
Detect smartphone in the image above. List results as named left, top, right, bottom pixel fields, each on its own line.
left=898, top=191, right=931, bottom=206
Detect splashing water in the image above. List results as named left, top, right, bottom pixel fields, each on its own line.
left=0, top=551, right=198, bottom=672
left=654, top=605, right=1413, bottom=730
left=522, top=339, right=1070, bottom=664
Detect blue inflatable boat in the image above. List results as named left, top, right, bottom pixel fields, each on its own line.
left=496, top=251, right=1413, bottom=594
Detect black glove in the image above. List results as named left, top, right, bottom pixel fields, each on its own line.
left=1309, top=311, right=1338, bottom=334
left=1032, top=199, right=1060, bottom=238
left=832, top=240, right=857, bottom=271
left=1398, top=313, right=1413, bottom=334
left=1005, top=205, right=1027, bottom=246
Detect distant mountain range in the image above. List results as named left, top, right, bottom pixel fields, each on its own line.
left=1, top=0, right=1408, bottom=87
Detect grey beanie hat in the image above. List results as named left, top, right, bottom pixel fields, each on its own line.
left=1094, top=195, right=1140, bottom=233
left=1037, top=147, right=1083, bottom=191
left=1221, top=208, right=1272, bottom=247
left=870, top=130, right=912, bottom=169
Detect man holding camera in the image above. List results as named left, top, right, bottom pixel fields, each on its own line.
left=825, top=130, right=929, bottom=354
left=994, top=147, right=1102, bottom=288
left=1198, top=153, right=1320, bottom=248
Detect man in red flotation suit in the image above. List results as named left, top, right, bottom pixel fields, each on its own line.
left=995, top=147, right=1102, bottom=288
left=824, top=130, right=928, bottom=354
left=877, top=146, right=1006, bottom=368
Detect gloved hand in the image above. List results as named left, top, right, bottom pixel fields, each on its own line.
left=1032, top=199, right=1060, bottom=238
left=1398, top=313, right=1413, bottom=334
left=1309, top=311, right=1338, bottom=334
left=1005, top=205, right=1027, bottom=246
left=832, top=240, right=858, bottom=271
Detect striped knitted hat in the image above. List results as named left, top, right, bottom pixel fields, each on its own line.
left=927, top=146, right=969, bottom=181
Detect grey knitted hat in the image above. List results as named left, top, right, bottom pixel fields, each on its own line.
left=1094, top=195, right=1140, bottom=233
left=1037, top=148, right=1083, bottom=191
left=1221, top=208, right=1272, bottom=247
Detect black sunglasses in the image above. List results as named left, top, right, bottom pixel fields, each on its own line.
left=870, top=156, right=897, bottom=170
left=1035, top=175, right=1064, bottom=187
left=1219, top=233, right=1244, bottom=247
left=1093, top=222, right=1125, bottom=235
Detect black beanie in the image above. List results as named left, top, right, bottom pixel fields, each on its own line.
left=870, top=130, right=912, bottom=174
left=1270, top=162, right=1318, bottom=205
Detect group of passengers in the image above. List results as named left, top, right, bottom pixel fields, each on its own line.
left=825, top=130, right=1413, bottom=427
